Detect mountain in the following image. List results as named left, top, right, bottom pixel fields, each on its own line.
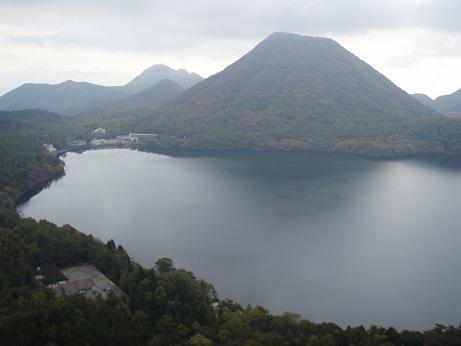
left=123, top=64, right=203, bottom=93
left=0, top=81, right=125, bottom=117
left=129, top=32, right=444, bottom=154
left=79, top=79, right=184, bottom=120
left=0, top=65, right=202, bottom=117
left=412, top=90, right=461, bottom=117
left=412, top=93, right=434, bottom=107
left=108, top=79, right=184, bottom=111
left=433, top=89, right=461, bottom=117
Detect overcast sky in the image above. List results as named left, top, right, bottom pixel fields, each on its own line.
left=1, top=0, right=460, bottom=98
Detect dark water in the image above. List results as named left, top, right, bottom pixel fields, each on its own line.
left=18, top=149, right=461, bottom=329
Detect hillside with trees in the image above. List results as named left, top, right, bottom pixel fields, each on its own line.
left=433, top=89, right=461, bottom=117
left=77, top=79, right=185, bottom=130
left=412, top=93, right=435, bottom=107
left=0, top=110, right=80, bottom=207
left=0, top=81, right=126, bottom=117
left=3, top=210, right=461, bottom=345
left=0, top=65, right=202, bottom=117
left=412, top=90, right=461, bottom=118
left=102, top=32, right=461, bottom=156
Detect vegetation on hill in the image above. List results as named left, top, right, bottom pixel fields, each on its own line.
left=102, top=79, right=185, bottom=113
left=77, top=79, right=185, bottom=131
left=433, top=89, right=461, bottom=117
left=94, top=32, right=461, bottom=157
left=412, top=90, right=461, bottom=118
left=0, top=65, right=202, bottom=117
left=0, top=81, right=126, bottom=117
left=412, top=93, right=434, bottom=107
left=3, top=210, right=461, bottom=345
left=0, top=110, right=80, bottom=207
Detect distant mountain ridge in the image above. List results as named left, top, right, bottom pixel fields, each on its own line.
left=412, top=93, right=434, bottom=107
left=412, top=90, right=461, bottom=117
left=0, top=65, right=202, bottom=116
left=123, top=64, right=202, bottom=93
left=0, top=81, right=124, bottom=117
left=107, top=79, right=185, bottom=111
left=433, top=89, right=461, bottom=117
left=124, top=32, right=444, bottom=155
left=79, top=79, right=185, bottom=122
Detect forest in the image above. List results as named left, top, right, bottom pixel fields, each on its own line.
left=0, top=110, right=79, bottom=207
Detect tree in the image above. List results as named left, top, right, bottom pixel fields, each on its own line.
left=155, top=258, right=174, bottom=273
left=106, top=239, right=116, bottom=251
left=0, top=230, right=32, bottom=290
left=188, top=334, right=212, bottom=346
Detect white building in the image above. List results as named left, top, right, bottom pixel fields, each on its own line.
left=93, top=128, right=106, bottom=135
left=69, top=140, right=87, bottom=146
left=116, top=135, right=131, bottom=141
left=91, top=139, right=106, bottom=146
left=129, top=133, right=158, bottom=142
left=104, top=139, right=120, bottom=145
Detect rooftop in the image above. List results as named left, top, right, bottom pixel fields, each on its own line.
left=36, top=264, right=68, bottom=286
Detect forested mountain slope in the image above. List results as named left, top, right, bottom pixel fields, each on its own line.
left=128, top=32, right=448, bottom=155
left=0, top=110, right=77, bottom=206
left=0, top=65, right=201, bottom=117
left=0, top=81, right=125, bottom=117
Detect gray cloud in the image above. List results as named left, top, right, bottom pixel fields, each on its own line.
left=1, top=0, right=461, bottom=54
left=1, top=0, right=461, bottom=98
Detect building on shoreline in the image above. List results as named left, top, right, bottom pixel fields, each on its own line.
left=89, top=133, right=158, bottom=147
left=69, top=140, right=87, bottom=147
left=129, top=133, right=158, bottom=142
left=90, top=139, right=107, bottom=146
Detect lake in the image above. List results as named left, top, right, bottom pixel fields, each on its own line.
left=18, top=148, right=461, bottom=329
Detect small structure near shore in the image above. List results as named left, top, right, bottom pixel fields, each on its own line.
left=43, top=144, right=57, bottom=152
left=35, top=264, right=68, bottom=287
left=55, top=277, right=98, bottom=299
left=35, top=263, right=122, bottom=299
left=129, top=133, right=158, bottom=143
left=69, top=140, right=87, bottom=147
left=60, top=265, right=123, bottom=298
left=88, top=132, right=158, bottom=147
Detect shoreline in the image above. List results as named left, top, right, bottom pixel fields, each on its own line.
left=14, top=169, right=66, bottom=208
left=14, top=144, right=461, bottom=209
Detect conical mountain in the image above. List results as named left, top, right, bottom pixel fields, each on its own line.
left=135, top=32, right=440, bottom=150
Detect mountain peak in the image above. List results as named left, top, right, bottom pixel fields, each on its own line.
left=144, top=64, right=173, bottom=72
left=263, top=32, right=336, bottom=44
left=124, top=64, right=203, bottom=92
left=131, top=32, right=440, bottom=152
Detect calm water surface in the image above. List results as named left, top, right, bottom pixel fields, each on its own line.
left=18, top=149, right=461, bottom=329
